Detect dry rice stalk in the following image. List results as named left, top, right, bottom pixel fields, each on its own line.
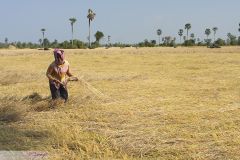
left=75, top=76, right=113, bottom=102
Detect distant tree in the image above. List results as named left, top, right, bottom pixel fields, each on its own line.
left=163, top=36, right=172, bottom=46
left=69, top=17, right=77, bottom=47
left=138, top=39, right=156, bottom=47
left=239, top=23, right=240, bottom=33
left=238, top=23, right=240, bottom=45
left=205, top=28, right=211, bottom=40
left=170, top=37, right=176, bottom=47
left=151, top=40, right=156, bottom=45
left=197, top=38, right=200, bottom=43
left=38, top=39, right=42, bottom=46
left=41, top=28, right=46, bottom=48
left=196, top=38, right=202, bottom=46
left=107, top=35, right=111, bottom=47
left=205, top=28, right=211, bottom=45
left=157, top=29, right=162, bottom=45
left=94, top=31, right=104, bottom=44
left=183, top=36, right=186, bottom=41
left=227, top=33, right=237, bottom=45
left=185, top=23, right=191, bottom=40
left=51, top=39, right=59, bottom=48
left=43, top=38, right=50, bottom=48
left=87, top=9, right=96, bottom=48
left=215, top=38, right=226, bottom=46
left=59, top=40, right=71, bottom=49
left=178, top=29, right=183, bottom=44
left=212, top=27, right=218, bottom=42
left=162, top=37, right=165, bottom=42
left=190, top=33, right=195, bottom=40
left=5, top=37, right=8, bottom=44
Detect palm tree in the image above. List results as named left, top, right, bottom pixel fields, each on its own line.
left=178, top=29, right=183, bottom=44
left=185, top=23, right=191, bottom=40
left=38, top=39, right=42, bottom=46
left=5, top=37, right=8, bottom=44
left=107, top=35, right=111, bottom=46
left=238, top=23, right=240, bottom=34
left=197, top=38, right=201, bottom=43
left=205, top=28, right=211, bottom=39
left=41, top=28, right=46, bottom=48
left=157, top=29, right=162, bottom=46
left=87, top=9, right=96, bottom=48
left=212, top=27, right=218, bottom=42
left=69, top=18, right=77, bottom=47
left=190, top=33, right=195, bottom=40
left=183, top=36, right=186, bottom=41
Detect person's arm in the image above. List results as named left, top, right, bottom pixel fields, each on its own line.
left=66, top=66, right=78, bottom=81
left=46, top=64, right=62, bottom=84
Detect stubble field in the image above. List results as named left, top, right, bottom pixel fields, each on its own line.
left=0, top=47, right=240, bottom=159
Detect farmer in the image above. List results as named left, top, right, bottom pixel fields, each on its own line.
left=46, top=49, right=78, bottom=102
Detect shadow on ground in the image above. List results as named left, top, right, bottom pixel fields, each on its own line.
left=0, top=125, right=51, bottom=150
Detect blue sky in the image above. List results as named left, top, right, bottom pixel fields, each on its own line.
left=0, top=0, right=239, bottom=44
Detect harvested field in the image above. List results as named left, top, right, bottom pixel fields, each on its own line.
left=0, top=47, right=240, bottom=159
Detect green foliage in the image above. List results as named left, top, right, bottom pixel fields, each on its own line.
left=190, top=33, right=195, bottom=39
left=178, top=29, right=183, bottom=37
left=205, top=28, right=211, bottom=38
left=184, top=39, right=195, bottom=46
left=0, top=42, right=9, bottom=48
left=185, top=23, right=191, bottom=30
left=204, top=39, right=212, bottom=46
left=112, top=43, right=132, bottom=48
left=215, top=38, right=226, bottom=46
left=58, top=40, right=87, bottom=49
left=227, top=33, right=238, bottom=45
left=94, top=31, right=104, bottom=43
left=43, top=38, right=50, bottom=48
left=212, top=27, right=218, bottom=41
left=151, top=40, right=156, bottom=45
left=162, top=36, right=171, bottom=46
left=185, top=23, right=191, bottom=40
left=69, top=18, right=77, bottom=25
left=157, top=29, right=162, bottom=36
left=138, top=39, right=156, bottom=47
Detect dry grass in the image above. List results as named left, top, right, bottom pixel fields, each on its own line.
left=0, top=47, right=240, bottom=159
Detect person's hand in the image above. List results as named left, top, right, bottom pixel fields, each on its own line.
left=68, top=76, right=78, bottom=81
left=54, top=79, right=65, bottom=85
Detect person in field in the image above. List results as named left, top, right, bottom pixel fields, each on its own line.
left=46, top=49, right=78, bottom=102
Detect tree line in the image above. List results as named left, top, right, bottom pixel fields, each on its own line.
left=1, top=15, right=240, bottom=49
left=153, top=23, right=240, bottom=48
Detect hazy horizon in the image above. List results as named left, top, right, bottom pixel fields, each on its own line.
left=1, top=0, right=240, bottom=44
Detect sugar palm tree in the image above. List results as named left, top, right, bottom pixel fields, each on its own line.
left=238, top=23, right=240, bottom=34
left=212, top=27, right=218, bottom=42
left=38, top=39, right=42, bottom=46
left=190, top=33, right=195, bottom=40
left=178, top=29, right=183, bottom=44
left=185, top=23, right=191, bottom=40
left=41, top=28, right=46, bottom=48
left=69, top=18, right=77, bottom=47
left=157, top=29, right=162, bottom=46
left=205, top=28, right=211, bottom=39
left=5, top=37, right=8, bottom=44
left=107, top=35, right=111, bottom=46
left=87, top=9, right=96, bottom=48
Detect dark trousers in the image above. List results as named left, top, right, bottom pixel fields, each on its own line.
left=49, top=83, right=68, bottom=102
